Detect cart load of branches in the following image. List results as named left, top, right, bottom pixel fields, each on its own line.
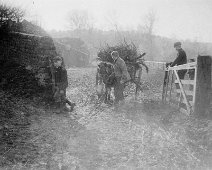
left=97, top=42, right=148, bottom=81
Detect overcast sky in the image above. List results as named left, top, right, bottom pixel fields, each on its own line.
left=3, top=0, right=212, bottom=42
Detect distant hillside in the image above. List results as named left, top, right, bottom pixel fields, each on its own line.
left=48, top=29, right=212, bottom=62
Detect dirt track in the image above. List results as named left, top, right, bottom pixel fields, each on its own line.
left=2, top=67, right=212, bottom=170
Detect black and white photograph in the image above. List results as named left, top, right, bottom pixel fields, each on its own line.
left=0, top=0, right=212, bottom=169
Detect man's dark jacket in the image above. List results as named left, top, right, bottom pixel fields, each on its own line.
left=54, top=66, right=68, bottom=88
left=171, top=49, right=187, bottom=67
left=171, top=48, right=187, bottom=79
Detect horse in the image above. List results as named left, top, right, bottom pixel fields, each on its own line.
left=96, top=61, right=116, bottom=104
left=96, top=53, right=149, bottom=104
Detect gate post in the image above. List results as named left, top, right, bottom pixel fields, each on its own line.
left=194, top=55, right=211, bottom=117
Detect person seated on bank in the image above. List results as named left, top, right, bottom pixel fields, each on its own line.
left=170, top=41, right=187, bottom=79
left=53, top=56, right=75, bottom=113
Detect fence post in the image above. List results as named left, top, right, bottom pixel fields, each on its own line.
left=194, top=55, right=211, bottom=117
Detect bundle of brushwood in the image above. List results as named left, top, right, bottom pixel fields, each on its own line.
left=97, top=42, right=138, bottom=62
left=97, top=42, right=148, bottom=80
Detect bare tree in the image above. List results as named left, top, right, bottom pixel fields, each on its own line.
left=141, top=10, right=157, bottom=60
left=0, top=3, right=25, bottom=24
left=11, top=6, right=25, bottom=22
left=144, top=10, right=156, bottom=35
left=105, top=10, right=119, bottom=31
left=67, top=9, right=93, bottom=31
left=104, top=10, right=124, bottom=43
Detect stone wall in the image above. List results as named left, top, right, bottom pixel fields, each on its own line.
left=0, top=31, right=59, bottom=99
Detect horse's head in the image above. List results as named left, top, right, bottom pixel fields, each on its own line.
left=97, top=62, right=115, bottom=86
left=98, top=62, right=107, bottom=75
left=98, top=62, right=114, bottom=75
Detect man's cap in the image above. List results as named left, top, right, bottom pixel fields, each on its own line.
left=174, top=42, right=181, bottom=47
left=111, top=51, right=119, bottom=57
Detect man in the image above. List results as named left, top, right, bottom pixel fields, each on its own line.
left=53, top=56, right=75, bottom=113
left=111, top=51, right=131, bottom=105
left=170, top=42, right=187, bottom=79
left=170, top=42, right=187, bottom=102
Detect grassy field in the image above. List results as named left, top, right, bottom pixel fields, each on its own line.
left=0, top=67, right=212, bottom=170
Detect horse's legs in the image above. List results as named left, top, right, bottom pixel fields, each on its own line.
left=104, top=87, right=108, bottom=103
left=108, top=92, right=110, bottom=101
left=107, top=87, right=111, bottom=101
left=104, top=86, right=112, bottom=103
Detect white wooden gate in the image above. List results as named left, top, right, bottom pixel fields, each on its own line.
left=162, top=62, right=197, bottom=115
left=162, top=56, right=211, bottom=116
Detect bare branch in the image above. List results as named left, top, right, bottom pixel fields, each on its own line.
left=144, top=10, right=156, bottom=35
left=0, top=3, right=25, bottom=23
left=67, top=9, right=92, bottom=30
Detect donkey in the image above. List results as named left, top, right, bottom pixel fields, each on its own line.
left=96, top=62, right=116, bottom=104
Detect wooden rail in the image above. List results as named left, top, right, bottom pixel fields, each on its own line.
left=144, top=61, right=166, bottom=70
